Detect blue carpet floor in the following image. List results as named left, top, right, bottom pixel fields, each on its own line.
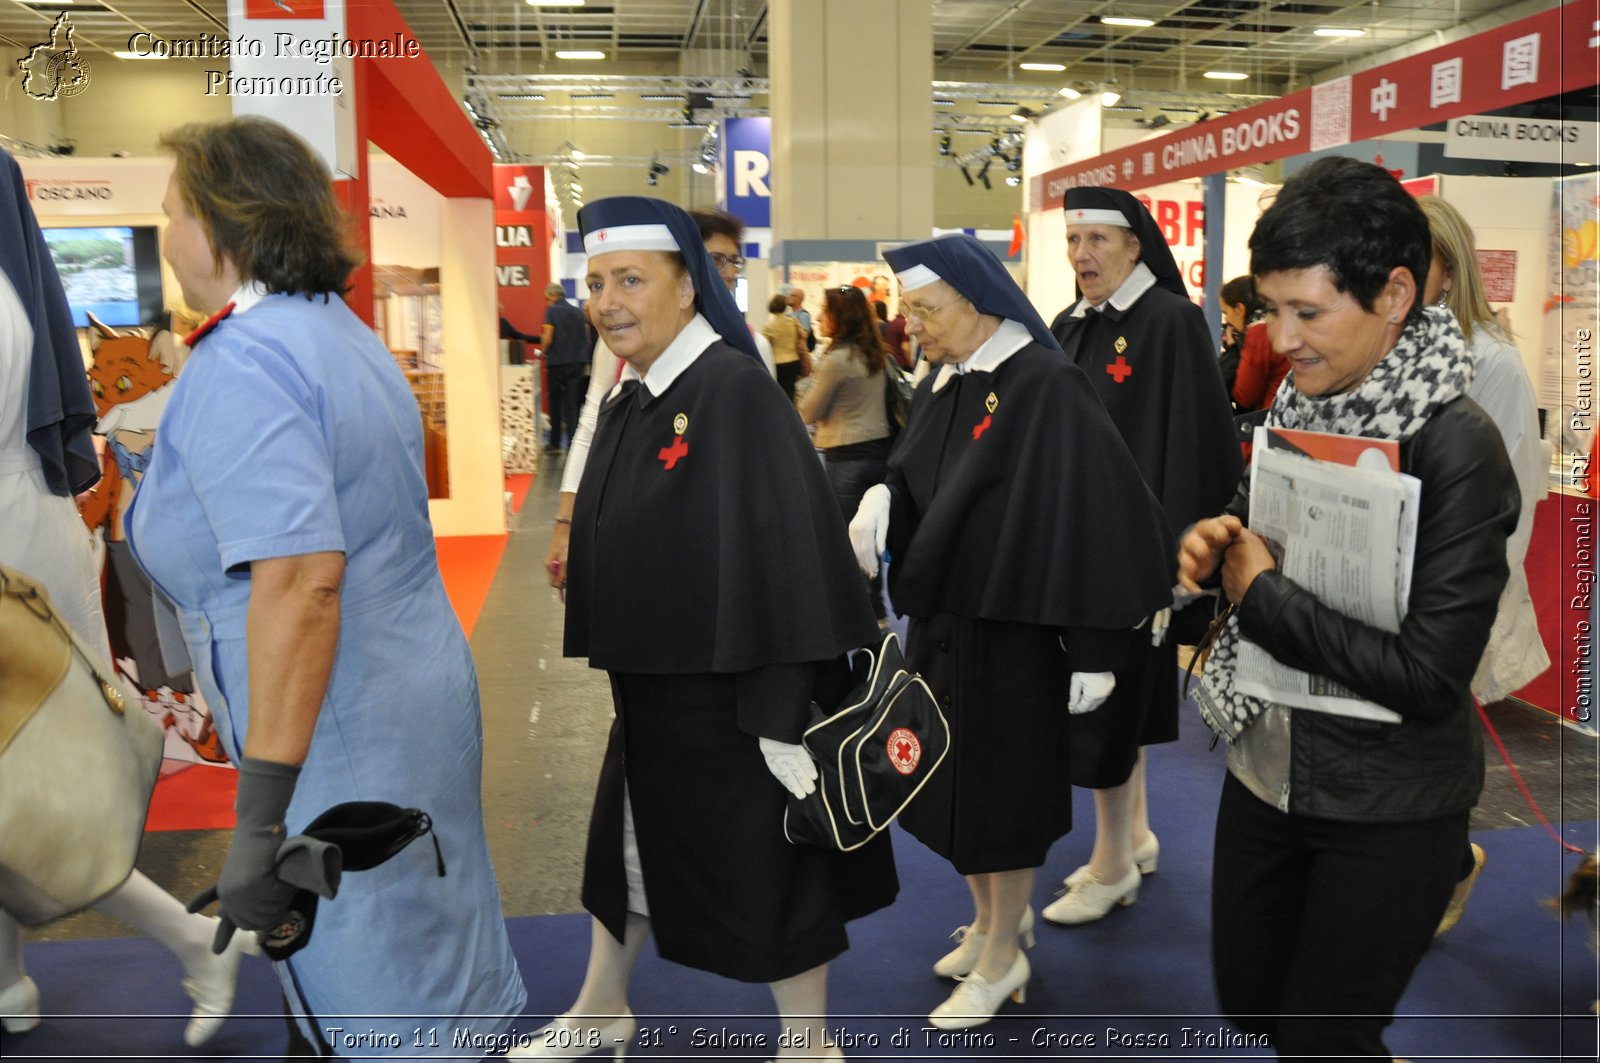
left=6, top=717, right=1597, bottom=1062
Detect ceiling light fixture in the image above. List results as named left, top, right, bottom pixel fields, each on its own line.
left=526, top=0, right=585, bottom=6
left=1005, top=175, right=1022, bottom=187
left=569, top=93, right=614, bottom=100
left=1101, top=16, right=1155, bottom=28
left=1232, top=168, right=1272, bottom=188
left=1099, top=86, right=1122, bottom=107
left=555, top=50, right=606, bottom=60
left=977, top=99, right=1021, bottom=107
left=1204, top=70, right=1248, bottom=80
left=1009, top=105, right=1036, bottom=124
left=1314, top=27, right=1366, bottom=37
left=640, top=93, right=687, bottom=101
left=1058, top=85, right=1083, bottom=100
left=933, top=97, right=956, bottom=107
left=1020, top=62, right=1066, bottom=72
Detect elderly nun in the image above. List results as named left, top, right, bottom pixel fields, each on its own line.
left=848, top=234, right=1173, bottom=1028
left=512, top=196, right=895, bottom=1062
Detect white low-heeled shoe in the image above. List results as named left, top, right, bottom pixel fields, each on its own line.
left=1063, top=833, right=1160, bottom=889
left=181, top=928, right=257, bottom=1047
left=507, top=1011, right=636, bottom=1060
left=1042, top=865, right=1141, bottom=926
left=928, top=952, right=1029, bottom=1030
left=0, top=976, right=40, bottom=1034
left=932, top=906, right=1036, bottom=979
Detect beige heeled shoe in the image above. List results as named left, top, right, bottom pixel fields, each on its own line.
left=932, top=906, right=1035, bottom=979
left=0, top=976, right=40, bottom=1034
left=508, top=1011, right=636, bottom=1060
left=1063, top=833, right=1160, bottom=888
left=1042, top=866, right=1141, bottom=925
left=928, top=952, right=1029, bottom=1030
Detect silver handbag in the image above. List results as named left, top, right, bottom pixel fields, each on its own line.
left=0, top=564, right=163, bottom=925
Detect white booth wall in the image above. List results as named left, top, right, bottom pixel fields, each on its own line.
left=19, top=154, right=505, bottom=536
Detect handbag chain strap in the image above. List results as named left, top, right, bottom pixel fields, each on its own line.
left=0, top=567, right=128, bottom=717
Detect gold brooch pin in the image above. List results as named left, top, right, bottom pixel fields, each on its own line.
left=985, top=391, right=999, bottom=413
left=673, top=413, right=688, bottom=435
left=1114, top=335, right=1128, bottom=354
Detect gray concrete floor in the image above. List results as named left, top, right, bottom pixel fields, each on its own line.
left=30, top=464, right=1599, bottom=945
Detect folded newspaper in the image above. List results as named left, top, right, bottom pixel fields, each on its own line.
left=1234, top=427, right=1421, bottom=723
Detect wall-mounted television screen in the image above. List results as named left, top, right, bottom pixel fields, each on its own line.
left=40, top=225, right=165, bottom=329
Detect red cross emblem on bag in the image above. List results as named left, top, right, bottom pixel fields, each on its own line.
left=887, top=728, right=922, bottom=775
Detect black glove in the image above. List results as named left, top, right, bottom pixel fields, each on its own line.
left=187, top=757, right=301, bottom=954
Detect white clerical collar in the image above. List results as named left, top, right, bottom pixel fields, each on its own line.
left=617, top=313, right=718, bottom=396
left=931, top=318, right=1031, bottom=393
left=225, top=280, right=274, bottom=317
left=1068, top=260, right=1157, bottom=318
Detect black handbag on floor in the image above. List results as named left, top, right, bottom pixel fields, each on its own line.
left=784, top=632, right=949, bottom=851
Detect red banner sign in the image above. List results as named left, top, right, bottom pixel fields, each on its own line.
left=1033, top=0, right=1600, bottom=206
left=493, top=164, right=549, bottom=337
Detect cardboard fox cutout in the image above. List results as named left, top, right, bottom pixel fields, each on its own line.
left=80, top=312, right=225, bottom=765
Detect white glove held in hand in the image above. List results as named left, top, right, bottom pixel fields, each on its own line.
left=1068, top=672, right=1116, bottom=715
left=759, top=737, right=818, bottom=799
left=848, top=484, right=891, bottom=578
left=1149, top=608, right=1172, bottom=647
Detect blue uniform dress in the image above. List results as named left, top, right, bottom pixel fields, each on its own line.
left=126, top=292, right=526, bottom=1053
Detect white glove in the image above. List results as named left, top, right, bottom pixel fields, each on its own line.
left=759, top=737, right=818, bottom=799
left=1068, top=672, right=1116, bottom=715
left=1149, top=608, right=1171, bottom=647
left=848, top=483, right=891, bottom=578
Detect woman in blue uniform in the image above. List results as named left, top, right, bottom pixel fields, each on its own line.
left=127, top=117, right=526, bottom=1055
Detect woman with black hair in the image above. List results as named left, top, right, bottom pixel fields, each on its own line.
left=799, top=286, right=894, bottom=625
left=1179, top=156, right=1519, bottom=1059
left=1217, top=274, right=1259, bottom=396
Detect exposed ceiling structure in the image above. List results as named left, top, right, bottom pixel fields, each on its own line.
left=0, top=0, right=1556, bottom=164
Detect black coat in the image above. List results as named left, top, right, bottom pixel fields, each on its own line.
left=1052, top=286, right=1243, bottom=781
left=565, top=339, right=894, bottom=980
left=1230, top=397, right=1518, bottom=821
left=884, top=340, right=1174, bottom=870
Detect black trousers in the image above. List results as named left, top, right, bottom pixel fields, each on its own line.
left=1211, top=771, right=1466, bottom=1062
left=822, top=447, right=889, bottom=620
left=547, top=362, right=588, bottom=448
left=775, top=361, right=803, bottom=402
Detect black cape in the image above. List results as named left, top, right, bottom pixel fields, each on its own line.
left=1050, top=286, right=1243, bottom=539
left=565, top=340, right=878, bottom=679
left=885, top=341, right=1173, bottom=632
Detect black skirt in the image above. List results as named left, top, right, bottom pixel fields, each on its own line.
left=897, top=614, right=1074, bottom=875
left=1068, top=638, right=1180, bottom=790
left=581, top=671, right=898, bottom=983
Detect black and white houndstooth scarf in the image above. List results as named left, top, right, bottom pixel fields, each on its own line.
left=1194, top=305, right=1474, bottom=742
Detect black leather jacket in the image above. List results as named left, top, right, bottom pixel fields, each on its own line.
left=1226, top=396, right=1519, bottom=822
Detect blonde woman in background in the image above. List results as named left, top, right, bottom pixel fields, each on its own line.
left=1418, top=194, right=1550, bottom=934
left=763, top=292, right=808, bottom=401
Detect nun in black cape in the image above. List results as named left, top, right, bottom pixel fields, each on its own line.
left=519, top=196, right=894, bottom=1062
left=1043, top=187, right=1241, bottom=930
left=846, top=233, right=1173, bottom=1027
